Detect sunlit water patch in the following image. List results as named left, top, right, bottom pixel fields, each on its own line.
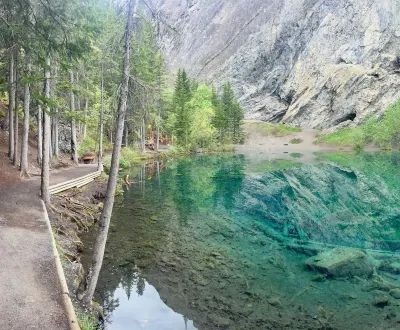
left=81, top=152, right=400, bottom=330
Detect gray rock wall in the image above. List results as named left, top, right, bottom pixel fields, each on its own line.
left=155, top=0, right=400, bottom=128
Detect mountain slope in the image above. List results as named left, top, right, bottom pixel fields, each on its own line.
left=156, top=0, right=400, bottom=128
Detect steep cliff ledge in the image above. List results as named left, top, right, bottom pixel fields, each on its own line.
left=156, top=0, right=400, bottom=128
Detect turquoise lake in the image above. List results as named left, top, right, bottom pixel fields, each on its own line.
left=82, top=152, right=400, bottom=330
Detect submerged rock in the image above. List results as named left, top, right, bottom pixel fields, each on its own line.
left=383, top=262, right=400, bottom=275
left=306, top=248, right=373, bottom=279
left=375, top=295, right=390, bottom=308
left=268, top=297, right=282, bottom=307
left=389, top=289, right=400, bottom=299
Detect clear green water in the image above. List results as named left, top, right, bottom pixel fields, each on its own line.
left=82, top=152, right=400, bottom=330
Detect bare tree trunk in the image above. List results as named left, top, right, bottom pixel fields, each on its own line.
left=20, top=62, right=31, bottom=178
left=76, top=73, right=81, bottom=136
left=141, top=117, right=145, bottom=153
left=70, top=70, right=79, bottom=164
left=48, top=121, right=52, bottom=159
left=13, top=51, right=19, bottom=166
left=53, top=66, right=59, bottom=158
left=37, top=104, right=42, bottom=166
left=98, top=63, right=104, bottom=172
left=78, top=0, right=136, bottom=305
left=124, top=121, right=129, bottom=147
left=8, top=50, right=15, bottom=159
left=156, top=108, right=160, bottom=151
left=41, top=57, right=51, bottom=205
left=83, top=96, right=88, bottom=139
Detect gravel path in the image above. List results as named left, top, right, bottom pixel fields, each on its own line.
left=0, top=163, right=97, bottom=330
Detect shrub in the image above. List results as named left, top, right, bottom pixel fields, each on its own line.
left=289, top=138, right=303, bottom=144
left=78, top=136, right=97, bottom=157
left=317, top=99, right=400, bottom=150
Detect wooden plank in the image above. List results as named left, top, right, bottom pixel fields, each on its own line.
left=49, top=171, right=101, bottom=190
left=50, top=171, right=102, bottom=194
left=75, top=178, right=94, bottom=188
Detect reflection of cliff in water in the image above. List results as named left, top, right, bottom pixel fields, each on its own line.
left=82, top=153, right=400, bottom=330
left=240, top=162, right=400, bottom=252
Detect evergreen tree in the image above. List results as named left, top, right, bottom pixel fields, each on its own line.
left=173, top=69, right=191, bottom=145
left=220, top=81, right=244, bottom=143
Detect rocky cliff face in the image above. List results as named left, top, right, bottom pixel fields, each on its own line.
left=155, top=0, right=400, bottom=128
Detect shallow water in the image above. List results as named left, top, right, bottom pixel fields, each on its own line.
left=82, top=152, right=400, bottom=330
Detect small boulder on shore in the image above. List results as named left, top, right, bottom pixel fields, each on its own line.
left=306, top=247, right=374, bottom=279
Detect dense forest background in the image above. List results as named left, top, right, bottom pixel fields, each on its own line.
left=0, top=0, right=244, bottom=174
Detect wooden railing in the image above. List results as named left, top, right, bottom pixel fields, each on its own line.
left=49, top=171, right=102, bottom=195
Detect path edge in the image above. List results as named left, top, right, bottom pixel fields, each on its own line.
left=41, top=200, right=81, bottom=330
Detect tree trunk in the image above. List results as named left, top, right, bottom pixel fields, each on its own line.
left=13, top=51, right=19, bottom=166
left=53, top=66, right=59, bottom=158
left=8, top=50, right=15, bottom=159
left=70, top=70, right=79, bottom=164
left=124, top=121, right=129, bottom=147
left=83, top=96, right=88, bottom=139
left=20, top=62, right=31, bottom=178
left=156, top=108, right=161, bottom=151
left=98, top=63, right=104, bottom=172
left=41, top=57, right=51, bottom=205
left=141, top=118, right=145, bottom=153
left=37, top=104, right=42, bottom=166
left=78, top=0, right=136, bottom=305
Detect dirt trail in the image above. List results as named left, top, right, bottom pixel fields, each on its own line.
left=0, top=159, right=96, bottom=329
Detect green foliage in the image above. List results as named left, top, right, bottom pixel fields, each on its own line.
left=317, top=99, right=400, bottom=150
left=103, top=147, right=152, bottom=170
left=172, top=69, right=192, bottom=145
left=246, top=122, right=302, bottom=137
left=218, top=82, right=244, bottom=144
left=78, top=136, right=97, bottom=157
left=186, top=85, right=217, bottom=149
left=289, top=138, right=303, bottom=144
left=76, top=312, right=98, bottom=330
left=169, top=70, right=245, bottom=150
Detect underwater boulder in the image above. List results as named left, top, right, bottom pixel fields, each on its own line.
left=306, top=247, right=374, bottom=279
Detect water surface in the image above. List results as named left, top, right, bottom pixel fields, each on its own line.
left=82, top=152, right=400, bottom=330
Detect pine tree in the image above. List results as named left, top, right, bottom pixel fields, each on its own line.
left=173, top=69, right=191, bottom=146
left=219, top=82, right=244, bottom=143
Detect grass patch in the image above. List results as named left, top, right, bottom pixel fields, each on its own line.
left=246, top=122, right=302, bottom=137
left=76, top=311, right=98, bottom=330
left=289, top=138, right=303, bottom=144
left=316, top=99, right=400, bottom=150
left=104, top=147, right=153, bottom=170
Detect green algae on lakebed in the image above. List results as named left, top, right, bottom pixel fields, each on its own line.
left=81, top=153, right=400, bottom=330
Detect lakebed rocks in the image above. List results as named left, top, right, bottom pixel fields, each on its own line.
left=389, top=289, right=400, bottom=299
left=306, top=247, right=374, bottom=279
left=156, top=0, right=400, bottom=129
